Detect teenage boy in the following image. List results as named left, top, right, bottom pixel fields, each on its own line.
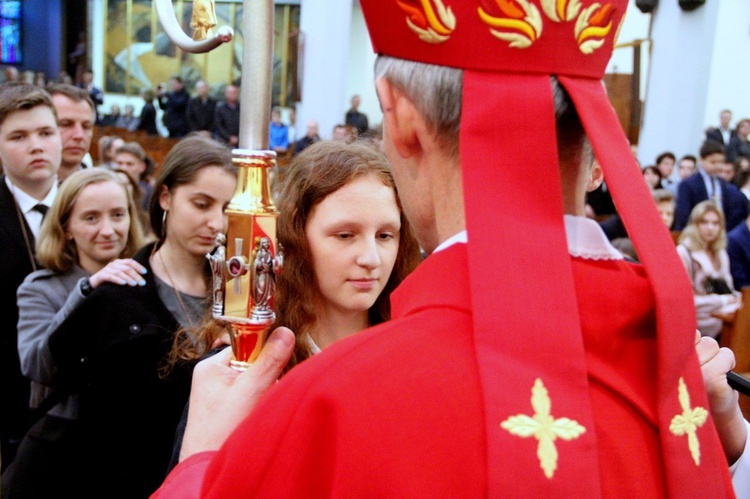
left=0, top=82, right=61, bottom=470
left=676, top=141, right=749, bottom=231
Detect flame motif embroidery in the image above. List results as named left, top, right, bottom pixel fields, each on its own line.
left=396, top=0, right=456, bottom=44
left=478, top=0, right=543, bottom=49
left=541, top=0, right=582, bottom=22
left=574, top=2, right=615, bottom=54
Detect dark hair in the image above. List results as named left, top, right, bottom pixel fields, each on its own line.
left=680, top=154, right=697, bottom=165
left=642, top=165, right=663, bottom=188
left=149, top=136, right=235, bottom=242
left=272, top=140, right=422, bottom=368
left=656, top=152, right=676, bottom=164
left=700, top=141, right=725, bottom=159
left=46, top=83, right=96, bottom=113
left=0, top=82, right=56, bottom=127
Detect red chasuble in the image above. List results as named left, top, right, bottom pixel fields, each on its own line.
left=153, top=244, right=731, bottom=497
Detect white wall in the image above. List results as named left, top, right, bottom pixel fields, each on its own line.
left=344, top=3, right=381, bottom=132
left=294, top=0, right=353, bottom=140
left=704, top=1, right=750, bottom=129
left=639, top=0, right=750, bottom=165
left=606, top=0, right=652, bottom=99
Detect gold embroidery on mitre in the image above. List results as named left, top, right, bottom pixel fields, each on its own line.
left=669, top=377, right=709, bottom=466
left=541, top=0, right=582, bottom=22
left=574, top=2, right=615, bottom=54
left=396, top=0, right=456, bottom=44
left=478, top=0, right=543, bottom=49
left=500, top=378, right=586, bottom=478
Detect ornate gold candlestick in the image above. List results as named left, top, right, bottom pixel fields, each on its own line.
left=208, top=151, right=283, bottom=370
left=156, top=0, right=278, bottom=370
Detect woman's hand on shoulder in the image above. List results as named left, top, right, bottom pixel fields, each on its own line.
left=89, top=258, right=148, bottom=288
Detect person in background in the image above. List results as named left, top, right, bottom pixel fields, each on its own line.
left=214, top=84, right=240, bottom=147
left=677, top=201, right=740, bottom=338
left=727, top=210, right=750, bottom=290
left=78, top=69, right=103, bottom=123
left=677, top=154, right=698, bottom=181
left=100, top=104, right=121, bottom=128
left=727, top=118, right=750, bottom=163
left=676, top=141, right=749, bottom=231
left=136, top=88, right=158, bottom=136
left=656, top=151, right=678, bottom=194
left=96, top=135, right=124, bottom=169
left=642, top=164, right=663, bottom=190
left=157, top=76, right=190, bottom=139
left=45, top=136, right=237, bottom=497
left=268, top=107, right=288, bottom=153
left=186, top=80, right=216, bottom=135
left=653, top=188, right=676, bottom=231
left=114, top=141, right=154, bottom=216
left=293, top=120, right=320, bottom=156
left=0, top=82, right=61, bottom=471
left=345, top=94, right=368, bottom=136
left=114, top=104, right=139, bottom=131
left=47, top=84, right=96, bottom=183
left=2, top=168, right=146, bottom=497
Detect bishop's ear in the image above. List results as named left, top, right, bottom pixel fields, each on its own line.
left=587, top=161, right=604, bottom=192
left=375, top=77, right=420, bottom=159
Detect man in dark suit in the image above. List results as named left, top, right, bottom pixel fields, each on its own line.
left=186, top=80, right=216, bottom=135
left=675, top=141, right=749, bottom=231
left=727, top=215, right=750, bottom=289
left=156, top=76, right=190, bottom=138
left=705, top=109, right=735, bottom=147
left=0, top=82, right=61, bottom=470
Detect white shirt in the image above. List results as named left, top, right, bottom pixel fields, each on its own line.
left=5, top=177, right=58, bottom=237
left=434, top=215, right=624, bottom=261
left=699, top=166, right=721, bottom=204
left=731, top=420, right=750, bottom=498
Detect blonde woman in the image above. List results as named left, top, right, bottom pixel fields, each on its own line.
left=677, top=200, right=741, bottom=338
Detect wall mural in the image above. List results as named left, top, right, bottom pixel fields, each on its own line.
left=104, top=0, right=300, bottom=106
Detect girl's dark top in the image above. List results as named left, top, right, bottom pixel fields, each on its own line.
left=48, top=243, right=196, bottom=498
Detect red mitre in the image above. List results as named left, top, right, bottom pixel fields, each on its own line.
left=360, top=1, right=734, bottom=497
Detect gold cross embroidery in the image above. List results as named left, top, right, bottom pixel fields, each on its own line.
left=500, top=378, right=586, bottom=478
left=669, top=377, right=708, bottom=466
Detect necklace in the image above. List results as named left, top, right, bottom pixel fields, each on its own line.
left=157, top=249, right=197, bottom=330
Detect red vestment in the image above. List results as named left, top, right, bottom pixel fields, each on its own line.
left=153, top=244, right=731, bottom=497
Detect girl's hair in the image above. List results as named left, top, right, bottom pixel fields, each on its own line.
left=149, top=136, right=235, bottom=244
left=36, top=168, right=145, bottom=272
left=271, top=140, right=421, bottom=368
left=641, top=165, right=663, bottom=188
left=679, top=200, right=727, bottom=253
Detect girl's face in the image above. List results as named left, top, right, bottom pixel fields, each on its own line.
left=66, top=180, right=131, bottom=271
left=159, top=165, right=236, bottom=258
left=697, top=210, right=722, bottom=244
left=305, top=174, right=401, bottom=318
left=643, top=168, right=660, bottom=189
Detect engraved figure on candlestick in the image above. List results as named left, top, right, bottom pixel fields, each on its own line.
left=251, top=237, right=281, bottom=320
left=190, top=0, right=217, bottom=41
left=207, top=233, right=227, bottom=317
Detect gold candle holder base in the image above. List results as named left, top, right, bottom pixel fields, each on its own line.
left=219, top=316, right=273, bottom=371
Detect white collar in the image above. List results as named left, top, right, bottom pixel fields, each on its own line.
left=304, top=333, right=322, bottom=355
left=432, top=215, right=623, bottom=261
left=4, top=176, right=57, bottom=214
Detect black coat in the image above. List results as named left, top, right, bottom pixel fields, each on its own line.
left=137, top=101, right=159, bottom=136
left=0, top=177, right=39, bottom=469
left=158, top=89, right=190, bottom=138
left=48, top=244, right=194, bottom=498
